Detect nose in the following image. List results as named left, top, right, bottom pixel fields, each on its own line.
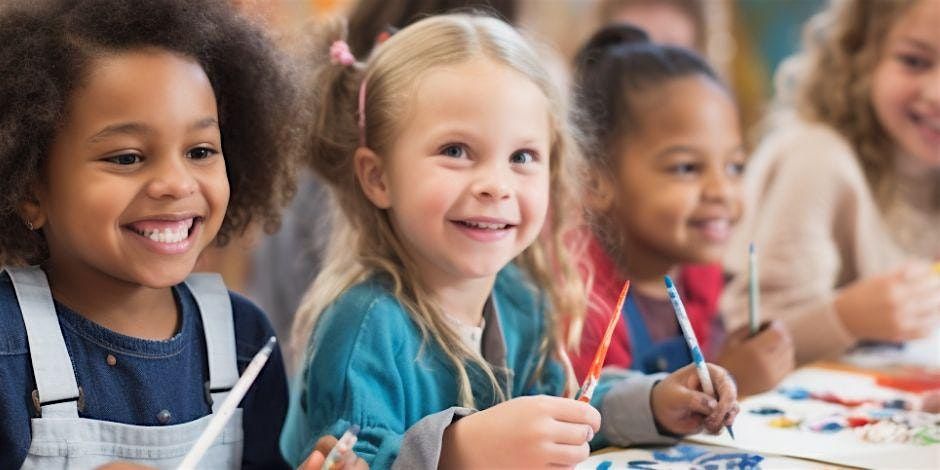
left=145, top=154, right=198, bottom=199
left=471, top=163, right=512, bottom=202
left=702, top=166, right=734, bottom=203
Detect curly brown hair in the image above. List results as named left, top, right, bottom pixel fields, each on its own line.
left=794, top=0, right=916, bottom=205
left=0, top=0, right=301, bottom=265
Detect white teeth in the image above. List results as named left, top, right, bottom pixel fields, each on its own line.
left=133, top=218, right=194, bottom=244
left=463, top=221, right=508, bottom=230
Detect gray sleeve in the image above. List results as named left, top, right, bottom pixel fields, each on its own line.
left=599, top=372, right=678, bottom=447
left=391, top=407, right=474, bottom=470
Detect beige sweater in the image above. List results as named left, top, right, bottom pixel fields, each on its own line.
left=721, top=113, right=940, bottom=364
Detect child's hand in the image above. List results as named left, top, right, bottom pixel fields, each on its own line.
left=650, top=363, right=739, bottom=436
left=297, top=434, right=369, bottom=470
left=920, top=390, right=940, bottom=413
left=716, top=320, right=794, bottom=395
left=440, top=395, right=600, bottom=469
left=835, top=262, right=940, bottom=342
left=298, top=435, right=368, bottom=470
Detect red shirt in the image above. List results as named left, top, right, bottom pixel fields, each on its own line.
left=569, top=230, right=724, bottom=381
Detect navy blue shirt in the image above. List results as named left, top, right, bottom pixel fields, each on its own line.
left=0, top=272, right=290, bottom=469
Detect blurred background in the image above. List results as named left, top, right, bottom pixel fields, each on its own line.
left=207, top=0, right=830, bottom=360
left=231, top=0, right=825, bottom=141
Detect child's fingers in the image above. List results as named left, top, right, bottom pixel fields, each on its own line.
left=685, top=389, right=718, bottom=416
left=314, top=435, right=339, bottom=457
left=547, top=420, right=596, bottom=445
left=297, top=450, right=325, bottom=470
left=724, top=403, right=740, bottom=426
left=551, top=398, right=601, bottom=432
left=708, top=364, right=738, bottom=402
left=752, top=321, right=790, bottom=348
left=545, top=442, right=591, bottom=467
left=349, top=456, right=369, bottom=470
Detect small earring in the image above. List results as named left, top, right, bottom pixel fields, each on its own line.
left=25, top=220, right=34, bottom=231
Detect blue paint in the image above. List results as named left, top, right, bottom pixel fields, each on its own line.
left=627, top=460, right=659, bottom=469
left=778, top=387, right=811, bottom=400
left=653, top=444, right=710, bottom=462
left=690, top=346, right=704, bottom=364
left=813, top=422, right=843, bottom=433
left=697, top=452, right=765, bottom=470
left=867, top=409, right=899, bottom=419
left=883, top=399, right=908, bottom=410
left=596, top=460, right=612, bottom=470
left=749, top=406, right=784, bottom=415
left=627, top=444, right=766, bottom=469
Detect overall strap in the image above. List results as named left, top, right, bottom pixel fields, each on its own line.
left=624, top=292, right=653, bottom=372
left=6, top=266, right=80, bottom=418
left=185, top=273, right=238, bottom=413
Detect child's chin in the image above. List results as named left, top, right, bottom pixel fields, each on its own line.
left=129, top=265, right=196, bottom=289
left=685, top=247, right=725, bottom=265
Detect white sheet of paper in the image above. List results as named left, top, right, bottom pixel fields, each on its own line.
left=841, top=326, right=940, bottom=371
left=687, top=368, right=940, bottom=469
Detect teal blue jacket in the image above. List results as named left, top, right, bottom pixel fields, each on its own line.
left=280, top=265, right=673, bottom=468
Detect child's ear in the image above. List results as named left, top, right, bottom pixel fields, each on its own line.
left=584, top=169, right=615, bottom=213
left=353, top=147, right=391, bottom=209
left=18, top=187, right=47, bottom=230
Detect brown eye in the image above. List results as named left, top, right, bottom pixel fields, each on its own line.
left=187, top=147, right=218, bottom=160
left=105, top=153, right=142, bottom=165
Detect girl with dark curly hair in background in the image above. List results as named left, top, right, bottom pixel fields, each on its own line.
left=0, top=0, right=312, bottom=468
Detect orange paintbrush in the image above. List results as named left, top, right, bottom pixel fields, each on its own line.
left=577, top=280, right=630, bottom=403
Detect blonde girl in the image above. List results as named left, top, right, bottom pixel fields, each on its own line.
left=723, top=0, right=940, bottom=363
left=281, top=13, right=738, bottom=469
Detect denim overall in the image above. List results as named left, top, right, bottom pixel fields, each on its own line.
left=624, top=292, right=693, bottom=374
left=7, top=266, right=243, bottom=469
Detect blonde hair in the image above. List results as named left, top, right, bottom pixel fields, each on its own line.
left=291, top=14, right=586, bottom=408
left=792, top=0, right=916, bottom=206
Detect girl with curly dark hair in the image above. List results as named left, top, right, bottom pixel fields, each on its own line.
left=0, top=0, right=307, bottom=468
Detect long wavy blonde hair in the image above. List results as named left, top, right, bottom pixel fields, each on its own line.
left=290, top=14, right=586, bottom=407
left=792, top=0, right=917, bottom=206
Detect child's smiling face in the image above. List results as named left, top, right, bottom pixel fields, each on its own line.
left=359, top=58, right=552, bottom=286
left=602, top=75, right=745, bottom=266
left=871, top=0, right=940, bottom=167
left=30, top=49, right=229, bottom=288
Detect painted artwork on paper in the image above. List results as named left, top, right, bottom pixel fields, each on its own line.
left=688, top=368, right=940, bottom=469
left=577, top=443, right=815, bottom=469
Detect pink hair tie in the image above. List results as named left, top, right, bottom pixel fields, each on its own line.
left=329, top=40, right=355, bottom=66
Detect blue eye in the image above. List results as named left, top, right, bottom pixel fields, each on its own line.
left=510, top=150, right=536, bottom=165
left=106, top=153, right=142, bottom=165
left=188, top=147, right=218, bottom=160
left=727, top=162, right=745, bottom=176
left=440, top=144, right=466, bottom=158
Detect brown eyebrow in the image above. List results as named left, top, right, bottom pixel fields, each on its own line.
left=189, top=117, right=219, bottom=131
left=88, top=122, right=150, bottom=143
left=898, top=37, right=936, bottom=54
left=88, top=117, right=219, bottom=143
